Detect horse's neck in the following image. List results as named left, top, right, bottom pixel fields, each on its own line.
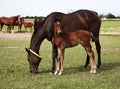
left=30, top=29, right=45, bottom=53
left=54, top=23, right=57, bottom=37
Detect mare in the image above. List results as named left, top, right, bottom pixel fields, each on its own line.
left=25, top=9, right=101, bottom=74
left=0, top=15, right=20, bottom=33
left=34, top=18, right=43, bottom=28
left=34, top=18, right=43, bottom=32
left=53, top=20, right=96, bottom=75
left=13, top=17, right=24, bottom=32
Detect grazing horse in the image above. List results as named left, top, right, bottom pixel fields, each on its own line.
left=53, top=20, right=96, bottom=75
left=34, top=18, right=43, bottom=27
left=34, top=18, right=43, bottom=31
left=25, top=9, right=101, bottom=74
left=0, top=15, right=20, bottom=33
left=13, top=17, right=24, bottom=32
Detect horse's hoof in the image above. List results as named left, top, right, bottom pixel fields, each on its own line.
left=90, top=70, right=96, bottom=74
left=97, top=65, right=101, bottom=68
left=54, top=71, right=58, bottom=75
left=58, top=71, right=62, bottom=75
left=84, top=65, right=88, bottom=68
left=49, top=72, right=54, bottom=75
left=49, top=71, right=55, bottom=75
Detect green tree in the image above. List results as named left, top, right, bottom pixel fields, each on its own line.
left=106, top=13, right=116, bottom=19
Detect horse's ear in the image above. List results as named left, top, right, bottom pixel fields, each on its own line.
left=55, top=16, right=62, bottom=22
left=25, top=48, right=30, bottom=53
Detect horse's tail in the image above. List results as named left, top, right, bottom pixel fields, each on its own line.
left=91, top=33, right=95, bottom=42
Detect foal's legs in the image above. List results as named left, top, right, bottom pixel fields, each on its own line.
left=29, top=28, right=33, bottom=33
left=54, top=48, right=64, bottom=75
left=84, top=44, right=96, bottom=73
left=84, top=37, right=101, bottom=68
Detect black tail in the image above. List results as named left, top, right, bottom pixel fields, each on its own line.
left=91, top=33, right=95, bottom=42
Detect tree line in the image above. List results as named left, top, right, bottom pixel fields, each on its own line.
left=24, top=13, right=120, bottom=19
left=99, top=13, right=120, bottom=19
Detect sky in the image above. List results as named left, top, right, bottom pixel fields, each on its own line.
left=0, top=0, right=119, bottom=17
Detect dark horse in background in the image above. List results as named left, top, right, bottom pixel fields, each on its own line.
left=0, top=15, right=20, bottom=33
left=26, top=9, right=101, bottom=74
left=34, top=18, right=43, bottom=28
left=13, top=17, right=24, bottom=32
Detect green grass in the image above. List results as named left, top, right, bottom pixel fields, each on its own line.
left=101, top=20, right=120, bottom=32
left=1, top=19, right=120, bottom=33
left=0, top=36, right=120, bottom=89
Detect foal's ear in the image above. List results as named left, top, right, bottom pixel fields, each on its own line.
left=25, top=48, right=30, bottom=53
left=55, top=16, right=62, bottom=22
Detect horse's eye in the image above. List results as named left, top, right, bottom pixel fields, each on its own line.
left=28, top=58, right=30, bottom=61
left=57, top=22, right=60, bottom=25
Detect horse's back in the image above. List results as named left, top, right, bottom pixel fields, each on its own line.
left=55, top=10, right=101, bottom=38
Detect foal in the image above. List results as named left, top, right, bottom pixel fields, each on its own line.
left=52, top=20, right=96, bottom=75
left=22, top=21, right=33, bottom=33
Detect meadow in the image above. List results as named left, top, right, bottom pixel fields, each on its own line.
left=1, top=19, right=120, bottom=33
left=0, top=20, right=120, bottom=89
left=101, top=19, right=120, bottom=32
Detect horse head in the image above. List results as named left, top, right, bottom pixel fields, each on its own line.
left=25, top=48, right=43, bottom=73
left=34, top=18, right=43, bottom=30
left=54, top=17, right=62, bottom=35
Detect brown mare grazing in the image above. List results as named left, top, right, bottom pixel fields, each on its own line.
left=13, top=17, right=24, bottom=32
left=34, top=18, right=43, bottom=29
left=53, top=20, right=96, bottom=75
left=22, top=21, right=33, bottom=33
left=0, top=15, right=20, bottom=33
left=26, top=10, right=101, bottom=74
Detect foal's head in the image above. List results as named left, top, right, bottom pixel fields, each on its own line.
left=54, top=20, right=62, bottom=35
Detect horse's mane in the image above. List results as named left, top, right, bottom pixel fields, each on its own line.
left=33, top=12, right=64, bottom=34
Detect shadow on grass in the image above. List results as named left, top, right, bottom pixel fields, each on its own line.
left=101, top=62, right=120, bottom=71
left=61, top=61, right=120, bottom=75
left=35, top=61, right=120, bottom=75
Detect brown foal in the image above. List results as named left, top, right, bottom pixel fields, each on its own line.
left=52, top=20, right=96, bottom=75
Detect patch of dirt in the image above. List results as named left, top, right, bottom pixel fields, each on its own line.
left=0, top=33, right=32, bottom=40
left=0, top=32, right=120, bottom=40
left=102, top=47, right=120, bottom=51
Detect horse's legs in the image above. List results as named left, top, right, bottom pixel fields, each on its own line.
left=20, top=25, right=22, bottom=32
left=54, top=58, right=60, bottom=75
left=94, top=37, right=101, bottom=68
left=7, top=26, right=11, bottom=33
left=11, top=25, right=14, bottom=33
left=0, top=24, right=2, bottom=34
left=50, top=45, right=58, bottom=74
left=29, top=28, right=32, bottom=33
left=25, top=28, right=27, bottom=33
left=84, top=37, right=101, bottom=68
left=54, top=48, right=64, bottom=75
left=84, top=44, right=96, bottom=73
left=84, top=54, right=90, bottom=68
left=18, top=25, right=20, bottom=32
left=0, top=24, right=4, bottom=34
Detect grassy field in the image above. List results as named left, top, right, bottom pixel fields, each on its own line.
left=101, top=20, right=120, bottom=32
left=0, top=19, right=120, bottom=89
left=1, top=19, right=120, bottom=33
left=0, top=35, right=120, bottom=89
